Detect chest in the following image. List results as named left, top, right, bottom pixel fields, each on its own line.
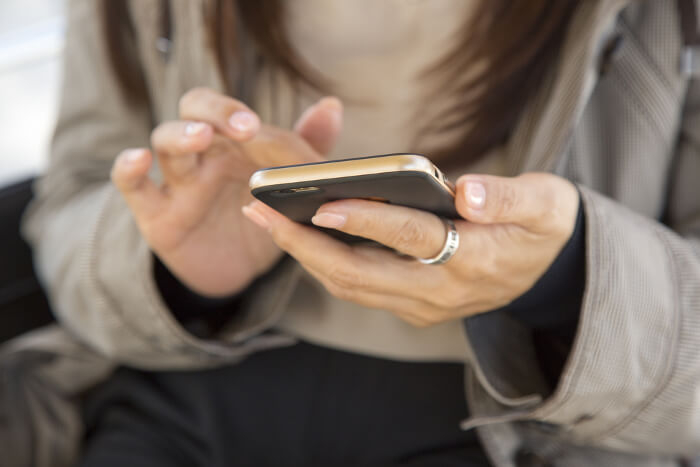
left=134, top=0, right=687, bottom=219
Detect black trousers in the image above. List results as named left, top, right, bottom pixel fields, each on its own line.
left=80, top=341, right=491, bottom=467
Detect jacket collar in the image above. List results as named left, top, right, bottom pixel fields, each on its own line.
left=505, top=0, right=632, bottom=176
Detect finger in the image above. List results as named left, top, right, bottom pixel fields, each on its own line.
left=454, top=173, right=578, bottom=232
left=243, top=125, right=327, bottom=168
left=310, top=198, right=498, bottom=287
left=241, top=200, right=442, bottom=300
left=178, top=87, right=261, bottom=142
left=151, top=121, right=213, bottom=180
left=111, top=149, right=167, bottom=221
left=294, top=96, right=343, bottom=156
left=309, top=199, right=448, bottom=260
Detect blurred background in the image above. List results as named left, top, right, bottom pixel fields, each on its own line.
left=0, top=0, right=65, bottom=185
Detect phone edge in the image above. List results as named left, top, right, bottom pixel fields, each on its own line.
left=249, top=153, right=454, bottom=195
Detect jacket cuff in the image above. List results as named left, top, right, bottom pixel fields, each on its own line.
left=86, top=189, right=297, bottom=369
left=152, top=254, right=299, bottom=340
left=526, top=186, right=681, bottom=442
left=153, top=255, right=243, bottom=338
left=478, top=196, right=585, bottom=391
left=463, top=186, right=683, bottom=447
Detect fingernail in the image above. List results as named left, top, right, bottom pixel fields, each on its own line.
left=242, top=205, right=271, bottom=231
left=311, top=212, right=347, bottom=229
left=465, top=182, right=486, bottom=209
left=123, top=149, right=145, bottom=164
left=185, top=122, right=208, bottom=137
left=229, top=111, right=260, bottom=135
left=320, top=97, right=343, bottom=126
left=320, top=96, right=343, bottom=112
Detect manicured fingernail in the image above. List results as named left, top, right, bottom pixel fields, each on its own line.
left=123, top=149, right=145, bottom=164
left=312, top=212, right=347, bottom=229
left=185, top=122, right=208, bottom=137
left=465, top=182, right=486, bottom=209
left=242, top=205, right=271, bottom=231
left=229, top=111, right=259, bottom=135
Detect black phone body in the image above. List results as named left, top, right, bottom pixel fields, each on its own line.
left=249, top=153, right=458, bottom=239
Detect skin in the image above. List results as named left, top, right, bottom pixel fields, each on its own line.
left=112, top=88, right=581, bottom=326
left=111, top=88, right=343, bottom=297
left=241, top=174, right=580, bottom=327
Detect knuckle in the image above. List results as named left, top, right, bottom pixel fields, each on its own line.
left=388, top=217, right=428, bottom=251
left=397, top=306, right=442, bottom=328
left=470, top=246, right=499, bottom=281
left=431, top=288, right=466, bottom=309
left=324, top=281, right=356, bottom=302
left=396, top=312, right=421, bottom=327
left=516, top=173, right=564, bottom=229
left=270, top=230, right=293, bottom=251
left=150, top=123, right=170, bottom=149
left=407, top=316, right=431, bottom=328
left=426, top=309, right=453, bottom=326
left=206, top=136, right=233, bottom=158
left=495, top=181, right=519, bottom=219
left=545, top=180, right=576, bottom=234
left=534, top=182, right=557, bottom=220
left=267, top=133, right=301, bottom=158
left=423, top=314, right=442, bottom=327
left=178, top=87, right=211, bottom=115
left=541, top=205, right=566, bottom=235
left=327, top=264, right=366, bottom=290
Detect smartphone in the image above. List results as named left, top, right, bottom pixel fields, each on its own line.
left=249, top=154, right=458, bottom=241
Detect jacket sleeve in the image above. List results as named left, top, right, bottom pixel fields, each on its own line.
left=22, top=0, right=298, bottom=369
left=465, top=76, right=700, bottom=456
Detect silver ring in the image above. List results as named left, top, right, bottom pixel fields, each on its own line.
left=418, top=219, right=459, bottom=265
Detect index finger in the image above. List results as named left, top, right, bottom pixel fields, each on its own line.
left=178, top=87, right=324, bottom=169
left=242, top=200, right=442, bottom=300
left=311, top=199, right=450, bottom=261
left=178, top=87, right=260, bottom=142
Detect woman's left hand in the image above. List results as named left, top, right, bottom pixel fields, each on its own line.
left=242, top=173, right=580, bottom=327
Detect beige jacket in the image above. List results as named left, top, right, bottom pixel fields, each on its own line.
left=4, top=0, right=700, bottom=465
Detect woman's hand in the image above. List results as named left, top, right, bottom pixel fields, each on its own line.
left=242, top=173, right=580, bottom=327
left=110, top=88, right=343, bottom=297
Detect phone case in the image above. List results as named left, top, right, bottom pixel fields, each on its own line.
left=249, top=154, right=459, bottom=242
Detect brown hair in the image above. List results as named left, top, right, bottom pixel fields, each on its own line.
left=102, top=0, right=578, bottom=164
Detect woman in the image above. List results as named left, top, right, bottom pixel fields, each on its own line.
left=12, top=0, right=700, bottom=465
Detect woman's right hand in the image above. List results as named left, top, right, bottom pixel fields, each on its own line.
left=110, top=88, right=343, bottom=298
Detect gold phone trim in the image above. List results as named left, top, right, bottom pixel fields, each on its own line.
left=249, top=154, right=455, bottom=196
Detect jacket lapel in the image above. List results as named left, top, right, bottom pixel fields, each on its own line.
left=463, top=0, right=634, bottom=414
left=506, top=0, right=631, bottom=176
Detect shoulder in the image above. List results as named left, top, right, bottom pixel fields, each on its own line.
left=615, top=0, right=686, bottom=84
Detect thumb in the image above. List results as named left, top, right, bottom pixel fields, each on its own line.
left=294, top=96, right=343, bottom=156
left=455, top=173, right=576, bottom=231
